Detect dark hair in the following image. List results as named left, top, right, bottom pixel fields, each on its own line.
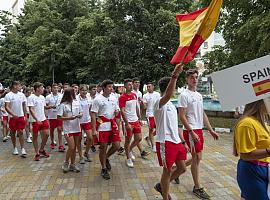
left=101, top=80, right=114, bottom=89
left=158, top=77, right=171, bottom=93
left=61, top=88, right=75, bottom=104
left=72, top=84, right=78, bottom=87
left=0, top=90, right=8, bottom=98
left=23, top=87, right=32, bottom=94
left=185, top=69, right=199, bottom=78
left=63, top=83, right=70, bottom=86
left=10, top=81, right=21, bottom=89
left=52, top=83, right=58, bottom=87
left=79, top=84, right=88, bottom=91
left=89, top=84, right=96, bottom=90
left=132, top=78, right=140, bottom=83
left=33, top=82, right=44, bottom=91
left=147, top=82, right=154, bottom=85
left=124, top=78, right=133, bottom=86
left=43, top=89, right=49, bottom=96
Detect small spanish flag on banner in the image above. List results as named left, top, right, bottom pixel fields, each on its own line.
left=252, top=79, right=270, bottom=96
left=170, top=0, right=223, bottom=64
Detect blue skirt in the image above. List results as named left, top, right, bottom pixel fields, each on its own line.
left=237, top=159, right=269, bottom=200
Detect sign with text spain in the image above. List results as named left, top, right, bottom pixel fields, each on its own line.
left=210, top=55, right=270, bottom=111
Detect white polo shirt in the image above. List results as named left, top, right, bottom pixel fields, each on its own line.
left=45, top=93, right=62, bottom=119
left=154, top=98, right=181, bottom=144
left=58, top=100, right=82, bottom=134
left=76, top=95, right=92, bottom=124
left=27, top=94, right=47, bottom=122
left=177, top=89, right=204, bottom=130
left=4, top=91, right=27, bottom=117
left=91, top=94, right=119, bottom=131
left=143, top=91, right=160, bottom=117
left=132, top=89, right=142, bottom=112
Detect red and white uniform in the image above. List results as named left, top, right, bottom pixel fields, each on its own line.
left=46, top=93, right=63, bottom=129
left=76, top=95, right=92, bottom=131
left=154, top=98, right=186, bottom=169
left=0, top=98, right=8, bottom=122
left=119, top=93, right=141, bottom=137
left=143, top=91, right=160, bottom=129
left=91, top=95, right=120, bottom=143
left=4, top=91, right=27, bottom=132
left=27, top=94, right=49, bottom=134
left=177, top=89, right=204, bottom=153
left=58, top=100, right=82, bottom=137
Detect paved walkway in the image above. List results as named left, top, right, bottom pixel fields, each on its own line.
left=0, top=128, right=240, bottom=200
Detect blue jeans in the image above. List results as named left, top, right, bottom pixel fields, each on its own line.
left=237, top=159, right=269, bottom=200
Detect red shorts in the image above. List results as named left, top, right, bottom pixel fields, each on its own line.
left=32, top=120, right=49, bottom=134
left=2, top=116, right=8, bottom=122
left=115, top=112, right=121, bottom=119
left=156, top=141, right=187, bottom=169
left=99, top=130, right=121, bottom=143
left=123, top=121, right=141, bottom=138
left=9, top=117, right=26, bottom=132
left=80, top=122, right=91, bottom=131
left=183, top=129, right=204, bottom=153
left=93, top=134, right=99, bottom=145
left=147, top=117, right=156, bottom=129
left=49, top=119, right=63, bottom=129
left=65, top=132, right=81, bottom=138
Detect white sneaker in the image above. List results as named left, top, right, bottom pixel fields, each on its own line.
left=126, top=158, right=134, bottom=168
left=26, top=137, right=32, bottom=143
left=29, top=133, right=32, bottom=138
left=21, top=148, right=27, bottom=157
left=83, top=133, right=87, bottom=138
left=152, top=145, right=157, bottom=153
left=3, top=137, right=8, bottom=142
left=129, top=152, right=135, bottom=161
left=13, top=147, right=19, bottom=155
left=54, top=140, right=57, bottom=145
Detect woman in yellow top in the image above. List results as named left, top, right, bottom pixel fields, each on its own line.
left=234, top=99, right=270, bottom=200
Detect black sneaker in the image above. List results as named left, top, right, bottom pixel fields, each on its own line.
left=91, top=145, right=96, bottom=152
left=118, top=147, right=124, bottom=154
left=101, top=168, right=110, bottom=180
left=141, top=150, right=150, bottom=159
left=83, top=152, right=92, bottom=162
left=174, top=177, right=180, bottom=184
left=193, top=187, right=211, bottom=199
left=154, top=183, right=172, bottom=200
left=106, top=159, right=111, bottom=171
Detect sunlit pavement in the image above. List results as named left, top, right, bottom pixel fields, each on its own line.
left=0, top=127, right=239, bottom=199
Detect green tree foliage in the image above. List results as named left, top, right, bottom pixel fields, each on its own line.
left=0, top=0, right=197, bottom=86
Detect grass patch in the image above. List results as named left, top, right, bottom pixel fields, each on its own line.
left=208, top=117, right=237, bottom=130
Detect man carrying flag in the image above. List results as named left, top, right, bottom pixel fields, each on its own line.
left=168, top=0, right=222, bottom=199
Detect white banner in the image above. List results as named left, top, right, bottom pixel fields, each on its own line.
left=210, top=55, right=270, bottom=111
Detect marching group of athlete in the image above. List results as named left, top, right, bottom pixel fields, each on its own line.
left=0, top=64, right=221, bottom=200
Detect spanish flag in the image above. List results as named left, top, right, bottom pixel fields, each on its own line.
left=252, top=79, right=270, bottom=96
left=170, top=0, right=223, bottom=64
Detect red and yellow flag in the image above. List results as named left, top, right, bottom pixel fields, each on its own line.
left=252, top=79, right=270, bottom=96
left=170, top=0, right=223, bottom=64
